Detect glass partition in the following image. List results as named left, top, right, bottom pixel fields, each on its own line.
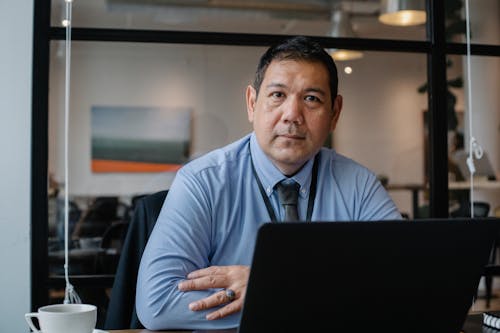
left=445, top=0, right=500, bottom=46
left=42, top=0, right=499, bottom=326
left=471, top=0, right=500, bottom=46
left=50, top=0, right=428, bottom=41
left=333, top=51, right=427, bottom=219
left=447, top=54, right=500, bottom=218
left=48, top=42, right=263, bottom=321
left=48, top=46, right=429, bottom=315
left=49, top=43, right=428, bottom=257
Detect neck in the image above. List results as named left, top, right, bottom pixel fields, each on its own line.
left=278, top=163, right=306, bottom=178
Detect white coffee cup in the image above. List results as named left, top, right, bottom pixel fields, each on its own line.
left=25, top=303, right=96, bottom=333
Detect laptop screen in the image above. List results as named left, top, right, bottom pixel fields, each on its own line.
left=454, top=150, right=497, bottom=180
left=238, top=219, right=499, bottom=333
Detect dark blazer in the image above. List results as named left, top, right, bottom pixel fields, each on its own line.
left=104, top=190, right=168, bottom=329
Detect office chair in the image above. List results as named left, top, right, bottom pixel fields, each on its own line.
left=450, top=201, right=490, bottom=219
left=475, top=202, right=500, bottom=308
left=95, top=221, right=130, bottom=275
left=451, top=202, right=497, bottom=307
left=119, top=194, right=149, bottom=225
left=104, top=190, right=168, bottom=330
left=73, top=196, right=122, bottom=239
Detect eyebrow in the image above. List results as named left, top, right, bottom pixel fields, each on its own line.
left=265, top=82, right=287, bottom=90
left=265, top=83, right=327, bottom=97
left=305, top=88, right=327, bottom=97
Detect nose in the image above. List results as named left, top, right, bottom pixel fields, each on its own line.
left=281, top=96, right=303, bottom=125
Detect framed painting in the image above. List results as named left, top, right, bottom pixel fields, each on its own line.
left=91, top=106, right=191, bottom=173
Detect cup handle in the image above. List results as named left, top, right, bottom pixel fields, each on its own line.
left=24, top=313, right=41, bottom=332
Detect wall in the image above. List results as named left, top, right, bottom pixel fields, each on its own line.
left=0, top=1, right=33, bottom=332
left=49, top=43, right=260, bottom=197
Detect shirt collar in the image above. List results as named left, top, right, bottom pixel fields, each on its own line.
left=249, top=132, right=314, bottom=199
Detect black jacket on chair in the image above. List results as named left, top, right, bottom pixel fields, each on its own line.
left=104, top=190, right=168, bottom=329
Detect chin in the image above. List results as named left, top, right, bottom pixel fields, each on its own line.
left=273, top=153, right=308, bottom=166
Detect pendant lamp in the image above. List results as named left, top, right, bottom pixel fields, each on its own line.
left=329, top=10, right=363, bottom=61
left=379, top=0, right=426, bottom=26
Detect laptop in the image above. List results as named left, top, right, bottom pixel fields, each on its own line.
left=238, top=219, right=500, bottom=333
left=454, top=150, right=497, bottom=180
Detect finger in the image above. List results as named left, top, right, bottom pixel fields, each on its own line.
left=188, top=290, right=228, bottom=311
left=206, top=299, right=243, bottom=320
left=187, top=266, right=226, bottom=279
left=178, top=275, right=228, bottom=291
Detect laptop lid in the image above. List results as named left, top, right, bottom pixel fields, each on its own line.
left=454, top=150, right=497, bottom=180
left=238, top=219, right=499, bottom=333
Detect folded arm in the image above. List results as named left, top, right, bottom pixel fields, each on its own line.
left=135, top=169, right=241, bottom=330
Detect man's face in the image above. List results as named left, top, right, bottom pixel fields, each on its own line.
left=246, top=59, right=342, bottom=175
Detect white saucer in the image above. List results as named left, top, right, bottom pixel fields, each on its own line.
left=40, top=328, right=109, bottom=333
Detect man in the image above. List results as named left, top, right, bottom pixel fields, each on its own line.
left=136, top=36, right=401, bottom=330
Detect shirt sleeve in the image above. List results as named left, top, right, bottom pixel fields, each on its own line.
left=358, top=171, right=402, bottom=221
left=135, top=166, right=238, bottom=330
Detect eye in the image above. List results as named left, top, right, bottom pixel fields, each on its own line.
left=304, top=95, right=322, bottom=103
left=271, top=91, right=285, bottom=99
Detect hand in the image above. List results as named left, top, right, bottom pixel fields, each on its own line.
left=177, top=265, right=250, bottom=320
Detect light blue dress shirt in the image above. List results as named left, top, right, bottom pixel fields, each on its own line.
left=136, top=132, right=401, bottom=330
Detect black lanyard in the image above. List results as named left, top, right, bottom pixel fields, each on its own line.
left=250, top=148, right=319, bottom=222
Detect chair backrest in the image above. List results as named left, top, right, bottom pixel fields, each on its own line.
left=451, top=201, right=490, bottom=218
left=87, top=197, right=120, bottom=221
left=100, top=221, right=129, bottom=251
left=73, top=196, right=121, bottom=238
left=104, top=190, right=168, bottom=330
left=95, top=221, right=131, bottom=275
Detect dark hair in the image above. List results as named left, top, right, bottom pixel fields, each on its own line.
left=253, top=36, right=339, bottom=103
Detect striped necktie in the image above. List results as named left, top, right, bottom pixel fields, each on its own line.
left=276, top=181, right=300, bottom=221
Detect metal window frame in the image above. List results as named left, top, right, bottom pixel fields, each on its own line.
left=32, top=0, right=500, bottom=310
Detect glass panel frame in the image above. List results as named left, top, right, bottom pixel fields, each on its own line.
left=31, top=0, right=500, bottom=316
left=50, top=0, right=429, bottom=41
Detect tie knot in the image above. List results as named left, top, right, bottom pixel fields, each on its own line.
left=276, top=181, right=300, bottom=206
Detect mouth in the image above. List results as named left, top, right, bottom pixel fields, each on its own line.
left=277, top=133, right=306, bottom=141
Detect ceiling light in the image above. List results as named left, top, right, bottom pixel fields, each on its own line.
left=379, top=0, right=426, bottom=26
left=329, top=10, right=364, bottom=61
left=331, top=50, right=364, bottom=61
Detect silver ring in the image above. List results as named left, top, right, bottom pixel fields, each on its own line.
left=225, top=288, right=236, bottom=302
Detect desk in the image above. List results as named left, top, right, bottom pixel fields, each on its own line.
left=49, top=247, right=120, bottom=274
left=386, top=183, right=425, bottom=218
left=49, top=248, right=106, bottom=260
left=108, top=329, right=236, bottom=333
left=449, top=180, right=500, bottom=190
left=386, top=181, right=500, bottom=218
left=49, top=248, right=106, bottom=276
left=107, top=313, right=484, bottom=333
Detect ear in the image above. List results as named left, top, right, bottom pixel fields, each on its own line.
left=246, top=85, right=257, bottom=123
left=330, top=94, right=343, bottom=131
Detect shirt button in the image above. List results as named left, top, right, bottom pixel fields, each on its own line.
left=266, top=187, right=271, bottom=194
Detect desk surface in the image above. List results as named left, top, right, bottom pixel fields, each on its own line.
left=449, top=180, right=500, bottom=190
left=386, top=180, right=500, bottom=191
left=108, top=329, right=236, bottom=333
left=107, top=313, right=484, bottom=333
